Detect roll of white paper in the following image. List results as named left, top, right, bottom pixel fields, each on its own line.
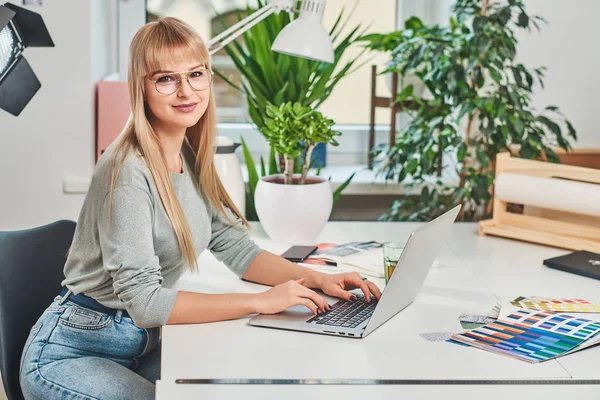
left=495, top=173, right=600, bottom=217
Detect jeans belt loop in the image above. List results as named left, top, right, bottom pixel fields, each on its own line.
left=58, top=289, right=72, bottom=305
left=115, top=309, right=123, bottom=323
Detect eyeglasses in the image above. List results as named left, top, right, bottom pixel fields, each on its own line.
left=146, top=68, right=214, bottom=95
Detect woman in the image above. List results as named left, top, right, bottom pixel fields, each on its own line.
left=19, top=17, right=381, bottom=400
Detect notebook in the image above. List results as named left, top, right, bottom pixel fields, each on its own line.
left=543, top=250, right=600, bottom=280
left=301, top=241, right=385, bottom=278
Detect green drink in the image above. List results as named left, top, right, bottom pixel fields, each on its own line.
left=382, top=241, right=405, bottom=284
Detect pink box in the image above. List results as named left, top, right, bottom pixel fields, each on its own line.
left=96, top=81, right=130, bottom=162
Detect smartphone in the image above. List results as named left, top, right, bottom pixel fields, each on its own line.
left=281, top=245, right=318, bottom=262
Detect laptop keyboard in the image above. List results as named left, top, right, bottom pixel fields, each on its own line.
left=306, top=296, right=377, bottom=328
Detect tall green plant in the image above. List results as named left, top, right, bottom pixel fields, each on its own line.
left=361, top=0, right=576, bottom=221
left=215, top=0, right=365, bottom=132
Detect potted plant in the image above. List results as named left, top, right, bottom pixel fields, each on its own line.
left=361, top=0, right=576, bottom=221
left=254, top=102, right=341, bottom=243
left=214, top=1, right=363, bottom=218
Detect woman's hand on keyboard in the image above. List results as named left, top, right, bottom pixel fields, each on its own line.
left=254, top=278, right=331, bottom=315
left=318, top=272, right=382, bottom=303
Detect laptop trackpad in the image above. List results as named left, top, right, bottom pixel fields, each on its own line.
left=280, top=305, right=314, bottom=320
left=250, top=305, right=314, bottom=326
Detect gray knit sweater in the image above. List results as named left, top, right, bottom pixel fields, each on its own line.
left=61, top=140, right=263, bottom=328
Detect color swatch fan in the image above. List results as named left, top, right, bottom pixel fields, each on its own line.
left=511, top=296, right=600, bottom=313
left=450, top=308, right=600, bottom=363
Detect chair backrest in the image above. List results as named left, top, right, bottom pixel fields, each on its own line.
left=0, top=220, right=76, bottom=400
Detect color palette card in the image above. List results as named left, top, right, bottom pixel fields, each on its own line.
left=511, top=296, right=600, bottom=313
left=451, top=308, right=600, bottom=363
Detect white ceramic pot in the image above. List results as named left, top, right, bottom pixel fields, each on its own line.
left=255, top=174, right=333, bottom=244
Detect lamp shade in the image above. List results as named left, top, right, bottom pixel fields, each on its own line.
left=272, top=19, right=334, bottom=63
left=271, top=0, right=334, bottom=63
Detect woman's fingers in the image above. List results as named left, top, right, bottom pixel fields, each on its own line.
left=328, top=285, right=356, bottom=302
left=351, top=274, right=372, bottom=302
left=298, top=285, right=329, bottom=312
left=294, top=298, right=317, bottom=315
left=366, top=280, right=382, bottom=300
left=343, top=273, right=382, bottom=302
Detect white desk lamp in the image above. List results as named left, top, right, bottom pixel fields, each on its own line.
left=207, top=0, right=334, bottom=63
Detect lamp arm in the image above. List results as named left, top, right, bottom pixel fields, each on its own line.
left=208, top=5, right=275, bottom=55
left=207, top=0, right=296, bottom=56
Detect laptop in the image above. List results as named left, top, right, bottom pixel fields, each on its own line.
left=249, top=205, right=461, bottom=338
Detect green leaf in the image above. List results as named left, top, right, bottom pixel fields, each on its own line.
left=240, top=137, right=259, bottom=199
left=517, top=11, right=529, bottom=28
left=474, top=66, right=484, bottom=88
left=512, top=67, right=523, bottom=87
left=396, top=84, right=414, bottom=102
left=212, top=69, right=243, bottom=93
left=245, top=192, right=257, bottom=221
left=406, top=158, right=419, bottom=175
left=513, top=118, right=525, bottom=136
left=538, top=115, right=562, bottom=136
left=397, top=167, right=407, bottom=183
left=457, top=143, right=467, bottom=162
left=260, top=156, right=266, bottom=177
left=476, top=148, right=490, bottom=169
left=420, top=185, right=430, bottom=204
left=404, top=16, right=424, bottom=30
left=268, top=145, right=278, bottom=175
left=488, top=66, right=502, bottom=84
left=566, top=120, right=577, bottom=139
left=333, top=172, right=356, bottom=205
left=473, top=16, right=486, bottom=33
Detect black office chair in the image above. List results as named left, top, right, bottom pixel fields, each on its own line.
left=0, top=220, right=76, bottom=400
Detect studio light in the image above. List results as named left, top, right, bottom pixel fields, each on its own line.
left=0, top=2, right=53, bottom=116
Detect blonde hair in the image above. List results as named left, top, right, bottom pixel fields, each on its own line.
left=109, top=17, right=248, bottom=272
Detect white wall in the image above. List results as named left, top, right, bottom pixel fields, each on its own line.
left=514, top=0, right=600, bottom=147
left=0, top=0, right=114, bottom=231
left=0, top=2, right=115, bottom=396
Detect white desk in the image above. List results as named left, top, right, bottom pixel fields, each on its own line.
left=156, top=381, right=600, bottom=400
left=445, top=226, right=600, bottom=380
left=157, top=223, right=600, bottom=398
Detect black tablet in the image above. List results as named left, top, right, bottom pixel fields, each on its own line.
left=544, top=250, right=600, bottom=280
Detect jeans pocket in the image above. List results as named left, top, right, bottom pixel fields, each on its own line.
left=20, top=323, right=42, bottom=373
left=58, top=306, right=112, bottom=330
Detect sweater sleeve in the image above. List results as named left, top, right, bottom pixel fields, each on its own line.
left=207, top=205, right=263, bottom=278
left=98, top=185, right=178, bottom=328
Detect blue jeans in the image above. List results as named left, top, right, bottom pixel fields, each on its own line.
left=20, top=295, right=161, bottom=400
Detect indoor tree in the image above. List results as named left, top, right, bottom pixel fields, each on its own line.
left=361, top=0, right=576, bottom=221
